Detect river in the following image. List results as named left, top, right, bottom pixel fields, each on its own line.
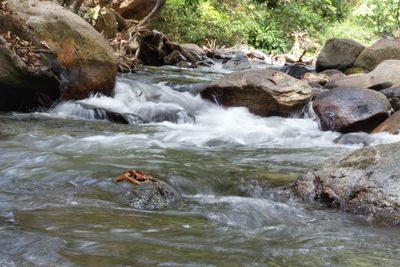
left=1, top=66, right=400, bottom=266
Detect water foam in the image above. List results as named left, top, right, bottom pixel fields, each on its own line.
left=47, top=77, right=400, bottom=149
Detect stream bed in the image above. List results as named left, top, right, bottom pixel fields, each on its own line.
left=1, top=66, right=400, bottom=266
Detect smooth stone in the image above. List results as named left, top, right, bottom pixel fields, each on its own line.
left=313, top=88, right=392, bottom=133
left=355, top=38, right=400, bottom=71
left=201, top=68, right=313, bottom=117
left=316, top=38, right=365, bottom=72
left=328, top=60, right=400, bottom=89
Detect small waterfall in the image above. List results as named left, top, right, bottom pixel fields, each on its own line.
left=47, top=74, right=400, bottom=149
left=49, top=78, right=207, bottom=124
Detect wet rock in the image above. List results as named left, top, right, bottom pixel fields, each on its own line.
left=180, top=43, right=208, bottom=62
left=372, top=111, right=400, bottom=135
left=316, top=38, right=365, bottom=72
left=164, top=50, right=187, bottom=65
left=380, top=87, right=400, bottom=111
left=355, top=38, right=400, bottom=71
left=115, top=169, right=180, bottom=210
left=294, top=142, right=400, bottom=225
left=304, top=69, right=345, bottom=87
left=222, top=54, right=251, bottom=71
left=175, top=60, right=192, bottom=68
left=137, top=30, right=171, bottom=66
left=126, top=180, right=180, bottom=210
left=280, top=64, right=310, bottom=79
left=75, top=102, right=145, bottom=124
left=3, top=0, right=117, bottom=103
left=328, top=60, right=400, bottom=89
left=333, top=132, right=374, bottom=146
left=313, top=88, right=392, bottom=133
left=201, top=69, right=313, bottom=117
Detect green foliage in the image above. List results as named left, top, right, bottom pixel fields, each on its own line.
left=355, top=0, right=400, bottom=37
left=153, top=0, right=380, bottom=54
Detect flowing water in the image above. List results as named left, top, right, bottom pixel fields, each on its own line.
left=1, top=66, right=400, bottom=266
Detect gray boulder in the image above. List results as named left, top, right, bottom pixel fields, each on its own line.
left=316, top=38, right=365, bottom=72
left=313, top=88, right=392, bottom=133
left=294, top=142, right=400, bottom=225
left=327, top=60, right=400, bottom=89
left=355, top=38, right=400, bottom=71
left=201, top=69, right=313, bottom=117
left=222, top=54, right=251, bottom=71
left=0, top=0, right=117, bottom=111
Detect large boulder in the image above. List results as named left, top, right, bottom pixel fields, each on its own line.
left=0, top=0, right=117, bottom=111
left=0, top=14, right=62, bottom=111
left=294, top=142, right=400, bottom=225
left=201, top=69, right=313, bottom=117
left=313, top=88, right=392, bottom=133
left=355, top=38, right=400, bottom=71
left=327, top=60, right=400, bottom=90
left=316, top=38, right=365, bottom=72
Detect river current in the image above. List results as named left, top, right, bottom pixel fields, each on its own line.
left=1, top=66, right=400, bottom=266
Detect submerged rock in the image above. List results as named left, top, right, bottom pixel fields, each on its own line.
left=316, top=38, right=365, bottom=72
left=201, top=69, right=313, bottom=117
left=313, top=88, right=391, bottom=133
left=115, top=170, right=180, bottom=210
left=327, top=60, right=400, bottom=90
left=355, top=38, right=400, bottom=71
left=333, top=132, right=374, bottom=146
left=294, top=142, right=400, bottom=225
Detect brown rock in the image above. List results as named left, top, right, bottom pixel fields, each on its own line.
left=93, top=8, right=118, bottom=39
left=313, top=88, right=392, bottom=133
left=372, top=111, right=400, bottom=134
left=201, top=69, right=313, bottom=117
left=7, top=0, right=117, bottom=100
left=355, top=38, right=400, bottom=71
left=316, top=38, right=365, bottom=72
left=303, top=69, right=345, bottom=86
left=114, top=0, right=156, bottom=20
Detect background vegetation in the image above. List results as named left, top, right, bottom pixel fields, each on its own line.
left=153, top=0, right=400, bottom=54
